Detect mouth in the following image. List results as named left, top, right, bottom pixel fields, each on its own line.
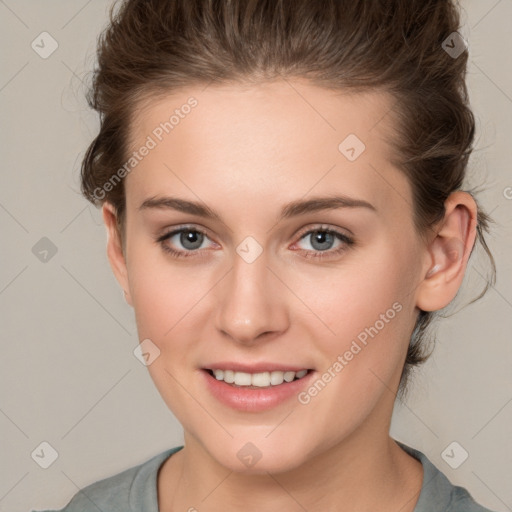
left=204, top=368, right=312, bottom=388
left=201, top=365, right=315, bottom=412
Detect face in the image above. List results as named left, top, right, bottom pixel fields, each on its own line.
left=107, top=80, right=430, bottom=473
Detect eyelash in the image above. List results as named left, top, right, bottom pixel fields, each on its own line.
left=155, top=224, right=355, bottom=261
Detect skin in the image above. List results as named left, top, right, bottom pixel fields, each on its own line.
left=102, top=79, right=477, bottom=511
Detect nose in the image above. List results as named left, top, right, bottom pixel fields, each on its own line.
left=214, top=249, right=290, bottom=346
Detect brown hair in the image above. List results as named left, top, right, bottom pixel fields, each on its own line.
left=80, top=0, right=496, bottom=397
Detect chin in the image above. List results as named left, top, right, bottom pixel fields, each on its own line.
left=200, top=434, right=313, bottom=475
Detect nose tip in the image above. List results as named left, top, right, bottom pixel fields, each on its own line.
left=220, top=319, right=277, bottom=346
left=217, top=295, right=284, bottom=346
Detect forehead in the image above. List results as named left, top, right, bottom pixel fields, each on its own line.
left=126, top=79, right=412, bottom=223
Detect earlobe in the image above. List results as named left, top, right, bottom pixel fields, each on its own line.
left=102, top=202, right=133, bottom=307
left=415, top=192, right=477, bottom=312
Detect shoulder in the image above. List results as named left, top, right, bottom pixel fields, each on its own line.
left=445, top=486, right=497, bottom=512
left=396, top=441, right=497, bottom=512
left=32, top=446, right=183, bottom=512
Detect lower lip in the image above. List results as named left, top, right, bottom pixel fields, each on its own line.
left=201, top=369, right=315, bottom=412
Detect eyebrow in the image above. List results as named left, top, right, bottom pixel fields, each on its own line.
left=138, top=194, right=377, bottom=220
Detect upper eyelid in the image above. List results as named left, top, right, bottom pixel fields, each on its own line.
left=157, top=224, right=212, bottom=240
left=294, top=224, right=352, bottom=240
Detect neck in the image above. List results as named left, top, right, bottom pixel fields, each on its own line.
left=158, top=396, right=423, bottom=511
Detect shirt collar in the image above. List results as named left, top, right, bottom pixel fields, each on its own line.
left=396, top=441, right=455, bottom=511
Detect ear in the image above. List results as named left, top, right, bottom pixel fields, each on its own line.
left=102, top=202, right=133, bottom=307
left=415, top=191, right=478, bottom=312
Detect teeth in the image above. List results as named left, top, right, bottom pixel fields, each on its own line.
left=252, top=372, right=270, bottom=387
left=270, top=371, right=284, bottom=385
left=234, top=372, right=252, bottom=386
left=283, top=371, right=295, bottom=382
left=210, top=369, right=309, bottom=387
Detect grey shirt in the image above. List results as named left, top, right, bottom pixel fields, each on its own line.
left=33, top=442, right=496, bottom=511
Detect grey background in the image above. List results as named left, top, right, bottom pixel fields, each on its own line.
left=0, top=1, right=511, bottom=510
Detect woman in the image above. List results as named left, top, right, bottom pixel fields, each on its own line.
left=37, top=0, right=498, bottom=510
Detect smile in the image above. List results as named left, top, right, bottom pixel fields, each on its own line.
left=207, top=368, right=309, bottom=388
left=201, top=367, right=315, bottom=412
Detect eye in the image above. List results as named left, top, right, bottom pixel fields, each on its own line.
left=292, top=226, right=354, bottom=260
left=156, top=226, right=216, bottom=257
left=156, top=224, right=354, bottom=260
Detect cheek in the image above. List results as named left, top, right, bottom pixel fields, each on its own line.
left=291, top=255, right=413, bottom=435
left=127, top=244, right=210, bottom=339
left=126, top=251, right=209, bottom=420
left=293, top=241, right=416, bottom=380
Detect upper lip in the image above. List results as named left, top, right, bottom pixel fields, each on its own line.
left=202, top=362, right=312, bottom=373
